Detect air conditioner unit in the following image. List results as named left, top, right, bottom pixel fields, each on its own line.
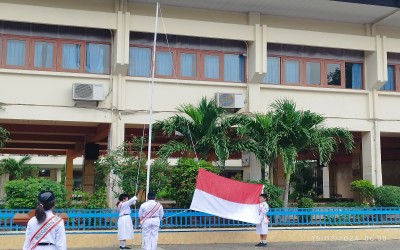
left=72, top=83, right=104, bottom=101
left=215, top=93, right=244, bottom=111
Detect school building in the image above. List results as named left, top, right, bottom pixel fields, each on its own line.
left=1, top=0, right=400, bottom=206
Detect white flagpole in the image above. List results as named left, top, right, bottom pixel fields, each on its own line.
left=146, top=2, right=159, bottom=201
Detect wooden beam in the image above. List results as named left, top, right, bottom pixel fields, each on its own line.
left=4, top=143, right=76, bottom=149
left=87, top=123, right=110, bottom=143
left=1, top=124, right=97, bottom=135
left=9, top=134, right=85, bottom=143
left=66, top=143, right=85, bottom=159
left=0, top=149, right=66, bottom=155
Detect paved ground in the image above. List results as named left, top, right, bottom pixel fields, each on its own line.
left=75, top=240, right=400, bottom=249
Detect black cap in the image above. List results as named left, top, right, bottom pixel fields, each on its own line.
left=147, top=192, right=156, bottom=200
left=38, top=191, right=55, bottom=204
left=260, top=193, right=268, bottom=199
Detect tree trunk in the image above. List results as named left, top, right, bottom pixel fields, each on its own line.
left=283, top=178, right=290, bottom=208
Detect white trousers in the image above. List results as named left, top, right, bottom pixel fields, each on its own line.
left=141, top=218, right=160, bottom=250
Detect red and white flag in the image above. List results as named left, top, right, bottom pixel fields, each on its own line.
left=190, top=168, right=263, bottom=224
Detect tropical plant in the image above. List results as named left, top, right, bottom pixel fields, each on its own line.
left=4, top=178, right=67, bottom=209
left=95, top=137, right=171, bottom=198
left=154, top=97, right=254, bottom=167
left=270, top=99, right=354, bottom=207
left=290, top=160, right=317, bottom=200
left=350, top=180, right=374, bottom=203
left=0, top=126, right=9, bottom=149
left=169, top=158, right=220, bottom=208
left=237, top=112, right=278, bottom=181
left=373, top=185, right=400, bottom=207
left=248, top=180, right=284, bottom=208
left=0, top=156, right=39, bottom=180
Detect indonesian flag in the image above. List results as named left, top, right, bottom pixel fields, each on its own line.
left=190, top=168, right=263, bottom=224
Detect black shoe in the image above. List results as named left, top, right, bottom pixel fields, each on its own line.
left=255, top=242, right=267, bottom=247
left=120, top=247, right=131, bottom=249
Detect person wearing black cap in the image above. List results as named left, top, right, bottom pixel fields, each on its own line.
left=255, top=193, right=269, bottom=247
left=23, top=190, right=66, bottom=250
left=138, top=192, right=164, bottom=250
left=117, top=193, right=137, bottom=249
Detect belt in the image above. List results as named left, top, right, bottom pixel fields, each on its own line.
left=37, top=243, right=54, bottom=246
left=149, top=216, right=159, bottom=218
left=120, top=214, right=130, bottom=217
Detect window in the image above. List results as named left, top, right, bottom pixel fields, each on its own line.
left=283, top=58, right=300, bottom=84
left=85, top=43, right=110, bottom=74
left=129, top=32, right=246, bottom=83
left=156, top=51, right=174, bottom=77
left=180, top=52, right=197, bottom=78
left=60, top=42, right=82, bottom=71
left=305, top=61, right=321, bottom=85
left=203, top=54, right=220, bottom=80
left=262, top=57, right=280, bottom=84
left=32, top=39, right=56, bottom=70
left=224, top=54, right=244, bottom=82
left=381, top=66, right=395, bottom=91
left=265, top=44, right=364, bottom=89
left=4, top=37, right=27, bottom=68
left=0, top=22, right=111, bottom=74
left=129, top=47, right=151, bottom=77
left=345, top=63, right=363, bottom=89
left=326, top=62, right=342, bottom=86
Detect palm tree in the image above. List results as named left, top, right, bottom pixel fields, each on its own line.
left=0, top=156, right=39, bottom=180
left=237, top=112, right=279, bottom=181
left=270, top=99, right=354, bottom=207
left=154, top=97, right=254, bottom=166
left=0, top=126, right=8, bottom=149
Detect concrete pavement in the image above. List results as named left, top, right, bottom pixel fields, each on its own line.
left=76, top=240, right=400, bottom=249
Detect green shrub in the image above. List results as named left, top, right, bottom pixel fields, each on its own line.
left=297, top=197, right=314, bottom=208
left=169, top=158, right=220, bottom=208
left=373, top=185, right=400, bottom=207
left=5, top=178, right=67, bottom=209
left=351, top=180, right=374, bottom=202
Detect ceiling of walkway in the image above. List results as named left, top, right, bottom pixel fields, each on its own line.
left=132, top=0, right=400, bottom=27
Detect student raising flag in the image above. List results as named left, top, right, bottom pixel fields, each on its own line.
left=190, top=169, right=264, bottom=224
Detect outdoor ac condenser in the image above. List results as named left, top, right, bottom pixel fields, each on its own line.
left=215, top=93, right=245, bottom=111
left=72, top=83, right=104, bottom=101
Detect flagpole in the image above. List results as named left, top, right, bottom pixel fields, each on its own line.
left=146, top=2, right=159, bottom=201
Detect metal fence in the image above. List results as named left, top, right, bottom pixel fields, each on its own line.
left=1, top=207, right=400, bottom=232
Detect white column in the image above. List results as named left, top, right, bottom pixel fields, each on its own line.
left=322, top=167, right=330, bottom=198
left=362, top=131, right=376, bottom=185
left=0, top=173, right=9, bottom=201
left=249, top=154, right=262, bottom=181
left=56, top=169, right=62, bottom=183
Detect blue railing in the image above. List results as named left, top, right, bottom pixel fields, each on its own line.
left=1, top=207, right=400, bottom=232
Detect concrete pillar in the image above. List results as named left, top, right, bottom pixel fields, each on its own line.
left=56, top=169, right=62, bottom=183
left=322, top=167, right=330, bottom=198
left=65, top=156, right=74, bottom=192
left=0, top=173, right=9, bottom=201
left=82, top=160, right=95, bottom=194
left=249, top=154, right=261, bottom=181
left=362, top=130, right=382, bottom=187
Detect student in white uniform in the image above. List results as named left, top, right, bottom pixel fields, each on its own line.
left=139, top=192, right=164, bottom=250
left=117, top=193, right=137, bottom=249
left=255, top=193, right=269, bottom=247
left=23, top=190, right=66, bottom=250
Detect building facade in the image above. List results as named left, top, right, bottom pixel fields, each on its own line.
left=1, top=0, right=400, bottom=205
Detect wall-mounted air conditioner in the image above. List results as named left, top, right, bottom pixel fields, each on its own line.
left=215, top=93, right=244, bottom=111
left=72, top=83, right=104, bottom=101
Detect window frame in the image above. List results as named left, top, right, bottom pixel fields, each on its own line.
left=201, top=51, right=224, bottom=82
left=57, top=39, right=85, bottom=73
left=177, top=49, right=200, bottom=80
left=85, top=41, right=111, bottom=75
left=31, top=37, right=58, bottom=71
left=395, top=65, right=400, bottom=91
left=324, top=60, right=345, bottom=88
left=281, top=56, right=303, bottom=85
left=154, top=48, right=176, bottom=79
left=304, top=58, right=323, bottom=86
left=1, top=35, right=30, bottom=70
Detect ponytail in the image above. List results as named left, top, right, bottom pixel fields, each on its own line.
left=35, top=204, right=46, bottom=224
left=116, top=201, right=120, bottom=207
left=35, top=200, right=55, bottom=224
